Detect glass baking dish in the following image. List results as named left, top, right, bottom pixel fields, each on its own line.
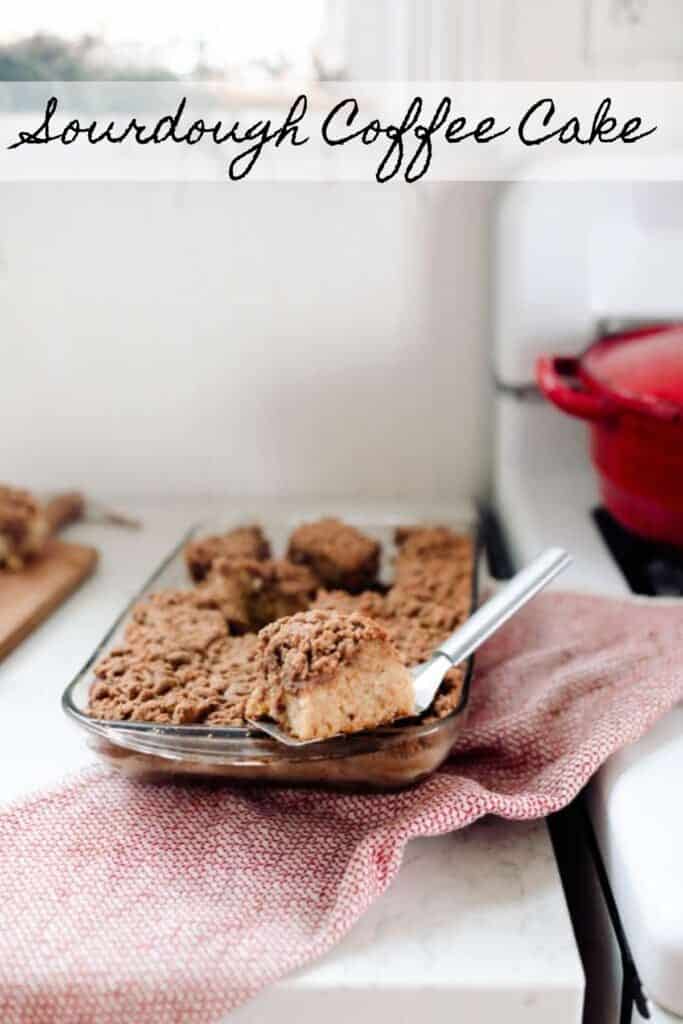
left=62, top=509, right=481, bottom=790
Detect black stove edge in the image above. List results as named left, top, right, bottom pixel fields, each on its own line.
left=476, top=503, right=515, bottom=579
left=578, top=801, right=651, bottom=1022
left=549, top=798, right=650, bottom=1024
left=481, top=504, right=650, bottom=1023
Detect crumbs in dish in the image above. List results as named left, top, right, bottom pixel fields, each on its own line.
left=87, top=520, right=473, bottom=736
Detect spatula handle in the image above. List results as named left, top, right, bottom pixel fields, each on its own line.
left=437, top=547, right=571, bottom=666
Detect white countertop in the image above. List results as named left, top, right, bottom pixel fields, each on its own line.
left=0, top=499, right=584, bottom=1022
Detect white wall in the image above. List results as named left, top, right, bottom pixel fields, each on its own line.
left=0, top=182, right=493, bottom=500
left=466, top=0, right=683, bottom=80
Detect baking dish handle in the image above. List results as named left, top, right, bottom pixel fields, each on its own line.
left=536, top=355, right=612, bottom=422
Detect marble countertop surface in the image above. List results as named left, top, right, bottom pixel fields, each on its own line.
left=0, top=498, right=585, bottom=1023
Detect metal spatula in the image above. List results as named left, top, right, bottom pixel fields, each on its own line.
left=248, top=547, right=571, bottom=747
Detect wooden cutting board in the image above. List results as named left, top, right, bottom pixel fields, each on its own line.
left=0, top=539, right=98, bottom=661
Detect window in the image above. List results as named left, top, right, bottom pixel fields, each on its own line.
left=0, top=0, right=346, bottom=82
left=0, top=1, right=478, bottom=85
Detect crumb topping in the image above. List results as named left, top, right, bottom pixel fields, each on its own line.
left=313, top=580, right=468, bottom=676
left=208, top=556, right=318, bottom=597
left=88, top=633, right=261, bottom=726
left=0, top=486, right=41, bottom=540
left=0, top=485, right=48, bottom=569
left=260, top=609, right=389, bottom=693
left=394, top=525, right=472, bottom=562
left=287, top=518, right=379, bottom=591
left=313, top=588, right=386, bottom=619
left=185, top=525, right=270, bottom=581
left=125, top=590, right=228, bottom=655
left=391, top=560, right=472, bottom=613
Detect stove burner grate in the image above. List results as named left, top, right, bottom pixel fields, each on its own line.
left=593, top=508, right=683, bottom=597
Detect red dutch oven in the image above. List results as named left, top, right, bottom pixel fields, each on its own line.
left=537, top=325, right=683, bottom=546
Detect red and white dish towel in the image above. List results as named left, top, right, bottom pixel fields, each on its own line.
left=1, top=591, right=682, bottom=1023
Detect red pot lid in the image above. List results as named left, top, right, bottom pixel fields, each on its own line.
left=583, top=325, right=683, bottom=412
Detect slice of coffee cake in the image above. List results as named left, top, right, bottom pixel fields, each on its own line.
left=246, top=609, right=414, bottom=741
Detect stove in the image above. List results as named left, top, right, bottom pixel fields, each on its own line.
left=492, top=178, right=683, bottom=1023
left=593, top=508, right=683, bottom=598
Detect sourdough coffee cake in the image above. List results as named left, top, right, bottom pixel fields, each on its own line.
left=185, top=525, right=271, bottom=582
left=0, top=485, right=48, bottom=571
left=195, top=557, right=318, bottom=633
left=246, top=610, right=414, bottom=741
left=287, top=518, right=380, bottom=593
left=87, top=519, right=473, bottom=734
